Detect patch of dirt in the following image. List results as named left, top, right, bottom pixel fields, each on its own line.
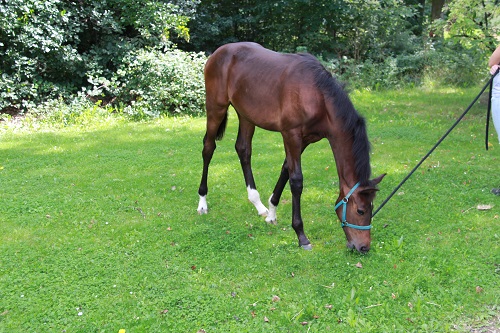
left=459, top=315, right=500, bottom=333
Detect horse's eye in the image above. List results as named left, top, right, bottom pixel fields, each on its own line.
left=357, top=209, right=365, bottom=216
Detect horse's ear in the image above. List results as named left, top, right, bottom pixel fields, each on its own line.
left=360, top=174, right=386, bottom=194
left=371, top=173, right=386, bottom=186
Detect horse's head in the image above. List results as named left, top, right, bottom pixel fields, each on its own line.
left=335, top=174, right=385, bottom=254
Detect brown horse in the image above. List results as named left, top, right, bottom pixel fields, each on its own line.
left=197, top=42, right=385, bottom=253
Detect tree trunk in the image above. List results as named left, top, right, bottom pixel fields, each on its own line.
left=431, top=0, right=445, bottom=21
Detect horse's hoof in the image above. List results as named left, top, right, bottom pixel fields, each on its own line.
left=265, top=217, right=277, bottom=225
left=197, top=196, right=208, bottom=214
left=301, top=244, right=312, bottom=251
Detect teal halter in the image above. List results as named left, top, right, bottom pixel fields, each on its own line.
left=334, top=182, right=372, bottom=230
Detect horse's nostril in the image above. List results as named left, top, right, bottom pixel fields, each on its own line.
left=359, top=245, right=370, bottom=253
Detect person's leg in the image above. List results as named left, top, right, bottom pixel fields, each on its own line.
left=491, top=97, right=500, bottom=144
left=490, top=97, right=500, bottom=195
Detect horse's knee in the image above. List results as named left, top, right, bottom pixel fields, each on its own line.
left=202, top=141, right=216, bottom=160
left=234, top=143, right=244, bottom=157
left=289, top=173, right=303, bottom=194
left=235, top=142, right=250, bottom=163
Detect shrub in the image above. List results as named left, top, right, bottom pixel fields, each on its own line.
left=332, top=40, right=485, bottom=90
left=421, top=43, right=486, bottom=87
left=332, top=55, right=424, bottom=91
left=0, top=0, right=192, bottom=114
left=86, top=48, right=207, bottom=118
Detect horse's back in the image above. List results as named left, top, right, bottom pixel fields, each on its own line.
left=205, top=42, right=285, bottom=81
left=213, top=41, right=266, bottom=55
left=204, top=42, right=327, bottom=131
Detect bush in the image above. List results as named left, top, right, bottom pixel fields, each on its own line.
left=86, top=48, right=207, bottom=118
left=0, top=0, right=192, bottom=114
left=421, top=43, right=486, bottom=87
left=332, top=40, right=485, bottom=90
left=0, top=0, right=85, bottom=111
left=331, top=55, right=424, bottom=91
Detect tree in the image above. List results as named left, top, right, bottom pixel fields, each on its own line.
left=431, top=0, right=446, bottom=20
left=432, top=0, right=499, bottom=51
left=184, top=0, right=419, bottom=60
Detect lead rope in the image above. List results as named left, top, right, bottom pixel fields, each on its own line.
left=372, top=70, right=500, bottom=218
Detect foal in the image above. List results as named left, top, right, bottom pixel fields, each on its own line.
left=197, top=42, right=384, bottom=253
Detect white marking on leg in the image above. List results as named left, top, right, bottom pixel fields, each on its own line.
left=265, top=194, right=277, bottom=224
left=197, top=195, right=208, bottom=214
left=247, top=186, right=268, bottom=216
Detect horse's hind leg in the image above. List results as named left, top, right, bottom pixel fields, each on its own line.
left=266, top=158, right=289, bottom=224
left=197, top=106, right=228, bottom=214
left=235, top=117, right=268, bottom=216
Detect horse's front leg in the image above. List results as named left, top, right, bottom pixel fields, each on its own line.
left=267, top=143, right=310, bottom=224
left=289, top=165, right=312, bottom=250
left=283, top=137, right=311, bottom=250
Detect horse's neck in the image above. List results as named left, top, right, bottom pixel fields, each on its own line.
left=328, top=138, right=358, bottom=190
left=324, top=99, right=365, bottom=190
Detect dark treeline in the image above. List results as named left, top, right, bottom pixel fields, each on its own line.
left=175, top=0, right=498, bottom=87
left=178, top=0, right=424, bottom=59
left=177, top=0, right=498, bottom=57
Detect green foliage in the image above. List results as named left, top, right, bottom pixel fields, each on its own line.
left=334, top=41, right=486, bottom=90
left=185, top=0, right=419, bottom=60
left=183, top=0, right=491, bottom=90
left=1, top=0, right=498, bottom=115
left=0, top=0, right=85, bottom=110
left=432, top=0, right=500, bottom=51
left=0, top=0, right=192, bottom=113
left=1, top=87, right=499, bottom=331
left=421, top=42, right=486, bottom=87
left=24, top=96, right=118, bottom=128
left=87, top=48, right=207, bottom=117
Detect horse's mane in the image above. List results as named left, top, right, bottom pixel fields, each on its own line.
left=298, top=54, right=372, bottom=185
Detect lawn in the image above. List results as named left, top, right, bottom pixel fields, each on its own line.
left=0, top=87, right=499, bottom=332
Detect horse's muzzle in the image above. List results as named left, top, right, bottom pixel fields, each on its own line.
left=347, top=241, right=370, bottom=254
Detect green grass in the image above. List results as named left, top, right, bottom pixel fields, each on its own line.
left=1, top=87, right=499, bottom=332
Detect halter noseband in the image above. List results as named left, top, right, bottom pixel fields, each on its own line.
left=334, top=182, right=372, bottom=230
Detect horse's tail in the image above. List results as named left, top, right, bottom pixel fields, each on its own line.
left=215, top=112, right=228, bottom=141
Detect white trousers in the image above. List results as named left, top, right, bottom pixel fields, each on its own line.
left=493, top=97, right=500, bottom=144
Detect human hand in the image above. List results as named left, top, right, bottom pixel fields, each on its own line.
left=491, top=64, right=500, bottom=75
